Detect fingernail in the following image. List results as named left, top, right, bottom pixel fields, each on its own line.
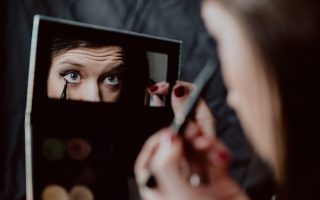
left=174, top=86, right=185, bottom=97
left=218, top=151, right=230, bottom=165
left=208, top=150, right=230, bottom=167
left=149, top=85, right=158, bottom=92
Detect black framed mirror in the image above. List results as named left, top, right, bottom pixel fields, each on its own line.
left=25, top=15, right=181, bottom=200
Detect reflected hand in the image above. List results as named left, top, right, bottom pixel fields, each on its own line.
left=147, top=81, right=169, bottom=107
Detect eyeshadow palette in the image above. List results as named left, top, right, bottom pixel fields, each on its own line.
left=25, top=15, right=181, bottom=200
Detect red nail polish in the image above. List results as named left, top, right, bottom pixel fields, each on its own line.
left=174, top=86, right=185, bottom=97
left=218, top=152, right=230, bottom=164
left=149, top=85, right=158, bottom=92
left=218, top=151, right=230, bottom=164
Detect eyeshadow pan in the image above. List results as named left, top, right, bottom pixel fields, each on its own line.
left=42, top=138, right=65, bottom=161
left=70, top=185, right=94, bottom=200
left=42, top=185, right=69, bottom=200
left=67, top=138, right=91, bottom=161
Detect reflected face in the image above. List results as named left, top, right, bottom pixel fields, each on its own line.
left=47, top=46, right=125, bottom=102
left=202, top=1, right=279, bottom=168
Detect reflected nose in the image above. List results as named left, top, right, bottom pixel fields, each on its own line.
left=82, top=81, right=101, bottom=102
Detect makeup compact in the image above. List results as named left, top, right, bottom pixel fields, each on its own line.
left=25, top=15, right=181, bottom=200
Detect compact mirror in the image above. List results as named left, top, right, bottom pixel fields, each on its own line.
left=26, top=15, right=180, bottom=200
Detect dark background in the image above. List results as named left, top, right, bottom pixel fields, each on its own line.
left=0, top=0, right=274, bottom=199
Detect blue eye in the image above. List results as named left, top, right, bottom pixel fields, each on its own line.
left=103, top=74, right=120, bottom=86
left=61, top=71, right=81, bottom=84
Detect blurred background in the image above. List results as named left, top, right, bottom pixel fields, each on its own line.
left=0, top=0, right=274, bottom=199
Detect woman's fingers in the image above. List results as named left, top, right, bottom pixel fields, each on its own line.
left=172, top=81, right=216, bottom=137
left=134, top=130, right=163, bottom=187
left=148, top=81, right=169, bottom=96
left=134, top=128, right=187, bottom=190
left=147, top=80, right=215, bottom=139
left=184, top=123, right=231, bottom=169
left=134, top=124, right=241, bottom=200
left=194, top=99, right=216, bottom=137
left=208, top=140, right=231, bottom=169
left=147, top=81, right=169, bottom=107
left=171, top=81, right=194, bottom=113
left=150, top=131, right=188, bottom=190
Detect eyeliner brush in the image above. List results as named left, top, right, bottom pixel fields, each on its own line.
left=60, top=81, right=68, bottom=100
left=170, top=59, right=218, bottom=135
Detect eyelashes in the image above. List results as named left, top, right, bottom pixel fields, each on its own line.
left=59, top=70, right=122, bottom=88
left=101, top=73, right=122, bottom=87
left=60, top=81, right=68, bottom=100
left=59, top=71, right=81, bottom=84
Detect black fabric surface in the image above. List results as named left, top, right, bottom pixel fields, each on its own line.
left=1, top=0, right=274, bottom=199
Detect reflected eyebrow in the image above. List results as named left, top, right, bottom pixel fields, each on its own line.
left=105, top=63, right=125, bottom=74
left=59, top=61, right=84, bottom=67
left=57, top=60, right=125, bottom=72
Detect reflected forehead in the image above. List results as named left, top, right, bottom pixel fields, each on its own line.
left=67, top=45, right=125, bottom=57
left=54, top=45, right=125, bottom=63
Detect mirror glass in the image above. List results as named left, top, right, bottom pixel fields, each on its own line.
left=47, top=39, right=168, bottom=106
left=47, top=38, right=168, bottom=106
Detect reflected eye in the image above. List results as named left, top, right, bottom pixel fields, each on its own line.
left=103, top=74, right=120, bottom=86
left=61, top=71, right=81, bottom=84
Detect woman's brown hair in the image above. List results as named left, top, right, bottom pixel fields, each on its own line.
left=211, top=0, right=320, bottom=199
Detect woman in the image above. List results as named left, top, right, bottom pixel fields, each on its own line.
left=135, top=0, right=320, bottom=199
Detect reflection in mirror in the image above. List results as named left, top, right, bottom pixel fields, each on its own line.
left=146, top=52, right=168, bottom=107
left=47, top=39, right=125, bottom=102
left=47, top=38, right=168, bottom=106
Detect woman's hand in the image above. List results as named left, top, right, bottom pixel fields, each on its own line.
left=135, top=82, right=249, bottom=200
